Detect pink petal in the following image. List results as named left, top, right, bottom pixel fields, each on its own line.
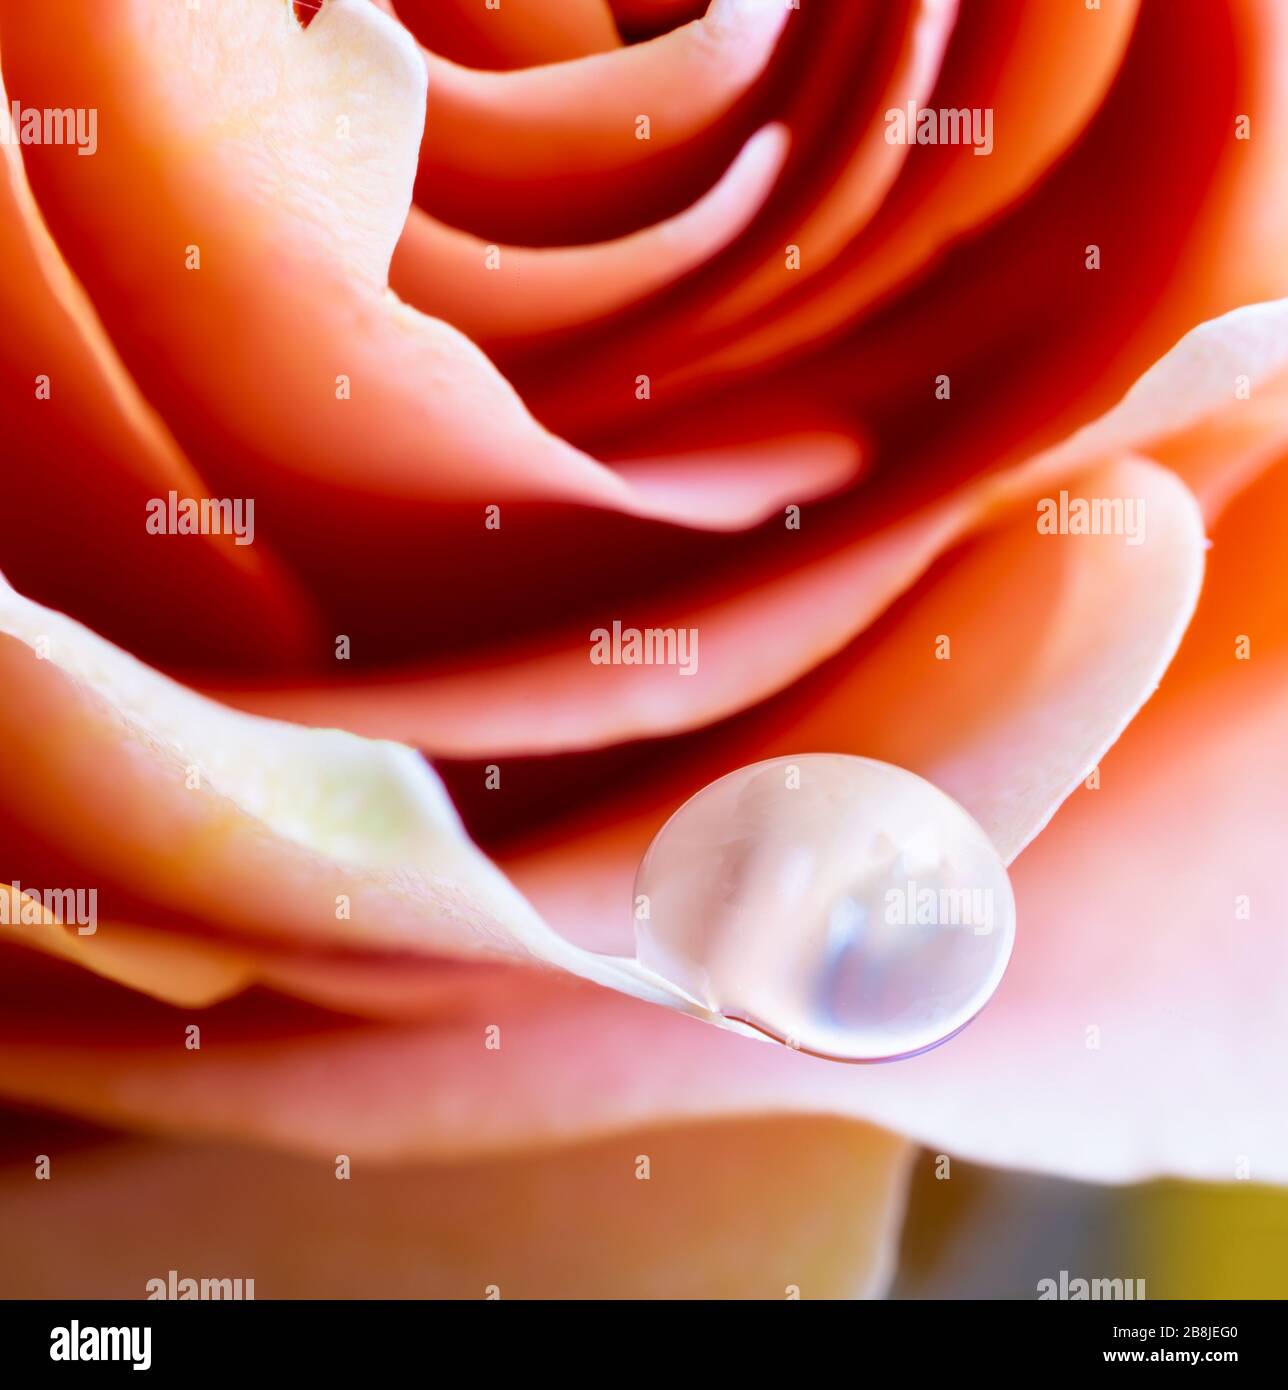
left=0, top=1117, right=911, bottom=1298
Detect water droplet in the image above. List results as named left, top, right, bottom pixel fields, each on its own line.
left=634, top=755, right=1015, bottom=1062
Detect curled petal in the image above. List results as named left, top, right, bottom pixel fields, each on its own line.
left=392, top=125, right=789, bottom=342
left=413, top=0, right=791, bottom=245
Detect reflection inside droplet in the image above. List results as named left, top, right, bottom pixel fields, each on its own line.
left=633, top=755, right=1015, bottom=1062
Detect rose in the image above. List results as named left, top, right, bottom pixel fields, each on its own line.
left=0, top=0, right=1285, bottom=1296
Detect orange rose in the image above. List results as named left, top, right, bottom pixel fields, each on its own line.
left=0, top=0, right=1285, bottom=1297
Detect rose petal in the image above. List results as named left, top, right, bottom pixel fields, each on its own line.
left=217, top=303, right=1272, bottom=757
left=698, top=0, right=1141, bottom=347
left=391, top=124, right=789, bottom=343
left=0, top=570, right=718, bottom=1019
left=0, top=573, right=551, bottom=963
left=0, top=0, right=841, bottom=535
left=0, top=886, right=255, bottom=1009
left=0, top=453, right=1207, bottom=1167
left=412, top=0, right=791, bottom=245
left=0, top=1116, right=911, bottom=1298
left=505, top=452, right=1207, bottom=953
left=394, top=0, right=620, bottom=71
left=0, top=54, right=317, bottom=671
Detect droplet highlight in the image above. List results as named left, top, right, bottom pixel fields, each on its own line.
left=634, top=754, right=1015, bottom=1061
